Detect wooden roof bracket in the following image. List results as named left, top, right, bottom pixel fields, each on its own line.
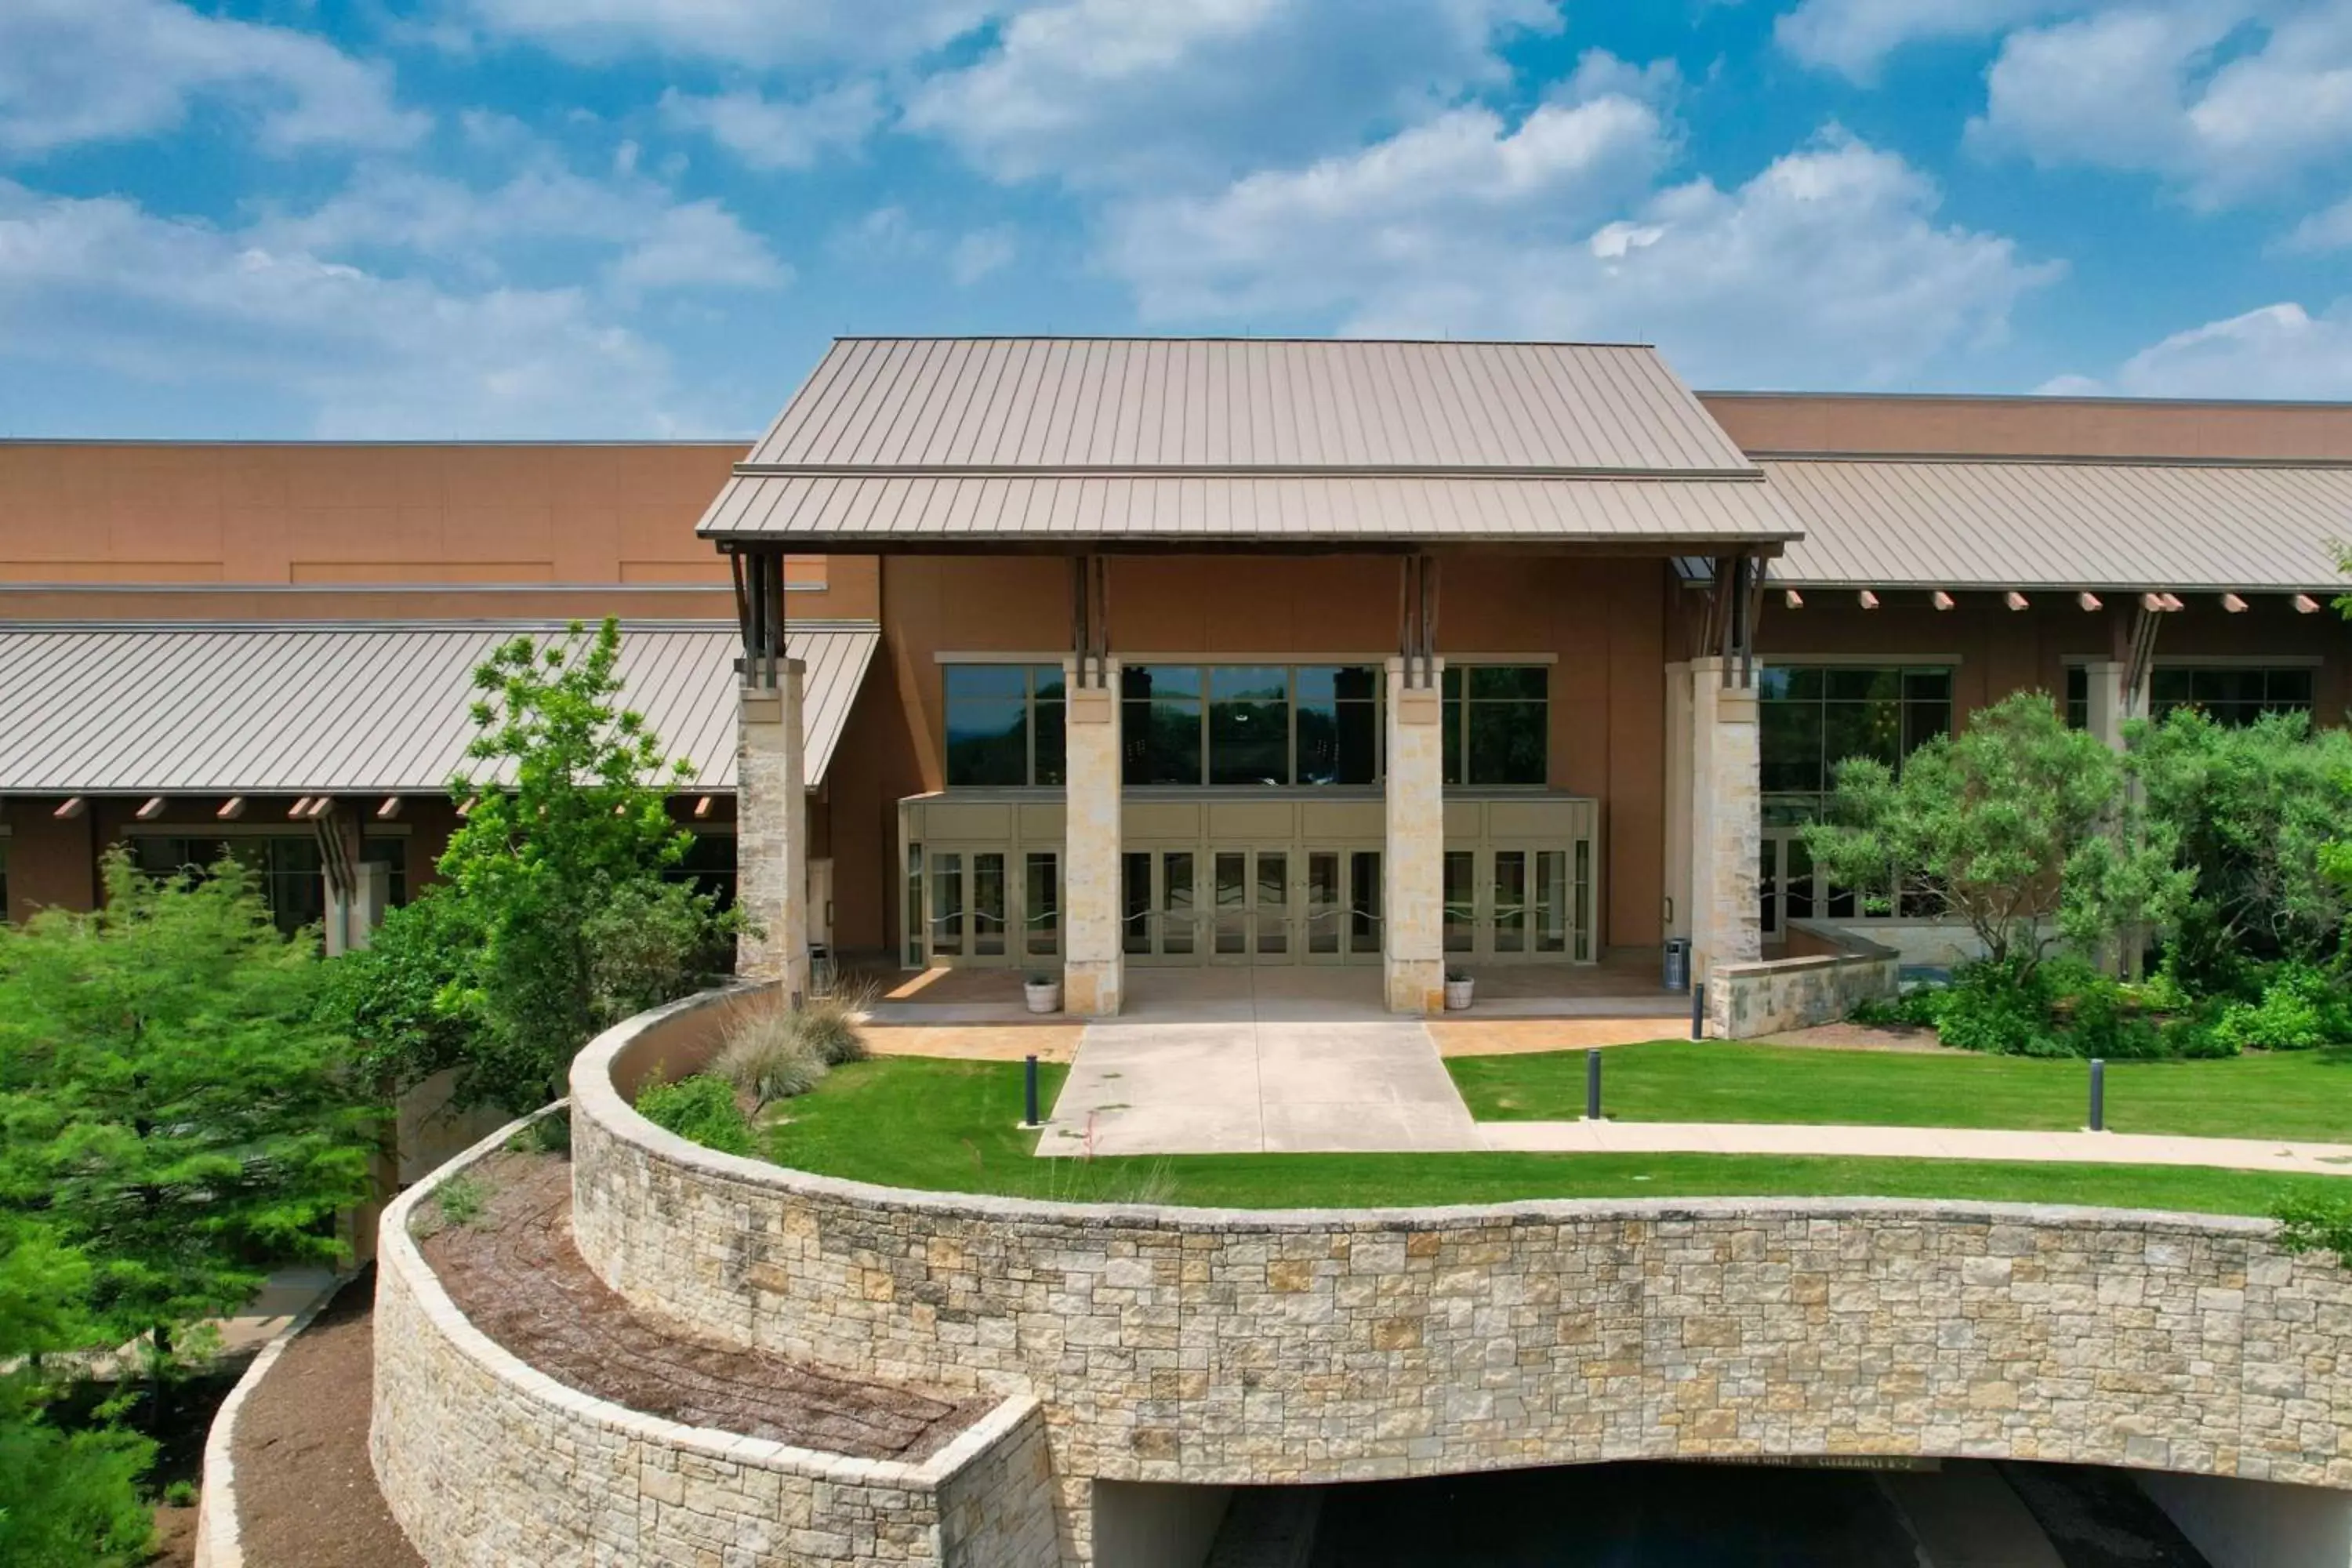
left=1396, top=553, right=1439, bottom=689
left=2124, top=599, right=2166, bottom=720
left=1070, top=554, right=1112, bottom=690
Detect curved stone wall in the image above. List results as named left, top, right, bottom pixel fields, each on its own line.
left=572, top=990, right=2352, bottom=1512
left=370, top=1111, right=1058, bottom=1568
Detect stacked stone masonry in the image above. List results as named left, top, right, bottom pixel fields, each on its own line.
left=1709, top=920, right=1902, bottom=1038
left=370, top=1115, right=1059, bottom=1568
left=564, top=993, right=2352, bottom=1565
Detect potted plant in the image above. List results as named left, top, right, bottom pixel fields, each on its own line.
left=1024, top=973, right=1062, bottom=1014
left=1443, top=967, right=1475, bottom=1011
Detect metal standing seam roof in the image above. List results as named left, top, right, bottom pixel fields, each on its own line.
left=1765, top=457, right=2352, bottom=593
left=700, top=337, right=1800, bottom=547
left=0, top=622, right=878, bottom=796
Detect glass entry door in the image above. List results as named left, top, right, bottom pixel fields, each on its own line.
left=1123, top=849, right=1201, bottom=964
left=923, top=847, right=1030, bottom=965
left=1443, top=844, right=1585, bottom=963
left=1210, top=848, right=1289, bottom=962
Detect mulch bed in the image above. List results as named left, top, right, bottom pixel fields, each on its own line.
left=421, top=1151, right=987, bottom=1461
left=232, top=1269, right=423, bottom=1568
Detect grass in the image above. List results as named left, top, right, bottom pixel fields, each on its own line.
left=1452, top=1040, right=2352, bottom=1142
left=760, top=1056, right=2348, bottom=1219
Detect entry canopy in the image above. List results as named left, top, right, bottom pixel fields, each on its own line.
left=0, top=621, right=877, bottom=796
left=1766, top=456, right=2352, bottom=593
left=699, top=337, right=1804, bottom=550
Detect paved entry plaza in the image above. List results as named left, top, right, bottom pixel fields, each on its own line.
left=1036, top=971, right=1479, bottom=1156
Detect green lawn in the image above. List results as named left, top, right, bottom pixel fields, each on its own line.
left=1451, top=1040, right=2352, bottom=1143
left=761, top=1056, right=2348, bottom=1218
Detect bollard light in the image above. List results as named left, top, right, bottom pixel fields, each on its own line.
left=1024, top=1054, right=1041, bottom=1128
left=1585, top=1048, right=1602, bottom=1122
left=1691, top=982, right=1705, bottom=1040
left=2089, top=1058, right=2106, bottom=1133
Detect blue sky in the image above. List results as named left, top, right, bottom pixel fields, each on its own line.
left=2, top=0, right=2349, bottom=439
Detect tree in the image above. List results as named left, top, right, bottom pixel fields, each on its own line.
left=0, top=851, right=378, bottom=1359
left=2132, top=708, right=2352, bottom=992
left=0, top=1217, right=155, bottom=1568
left=1806, top=691, right=2186, bottom=975
left=413, top=619, right=733, bottom=1112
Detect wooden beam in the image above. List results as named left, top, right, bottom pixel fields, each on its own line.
left=2004, top=591, right=2029, bottom=612
left=2220, top=593, right=2249, bottom=614
left=1930, top=590, right=1955, bottom=612
left=1782, top=589, right=1803, bottom=609
left=289, top=796, right=313, bottom=818
left=2077, top=592, right=2102, bottom=612
left=135, top=797, right=165, bottom=820
left=306, top=796, right=334, bottom=820
left=53, top=797, right=84, bottom=820
left=456, top=795, right=477, bottom=818
left=1857, top=590, right=1879, bottom=610
left=693, top=795, right=713, bottom=818
left=217, top=797, right=245, bottom=820
left=2294, top=593, right=2321, bottom=614
left=376, top=796, right=402, bottom=819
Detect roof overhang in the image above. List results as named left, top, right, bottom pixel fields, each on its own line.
left=0, top=620, right=878, bottom=797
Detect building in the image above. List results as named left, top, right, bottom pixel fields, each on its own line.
left=4, top=339, right=2348, bottom=1018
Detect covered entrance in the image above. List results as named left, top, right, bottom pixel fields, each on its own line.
left=899, top=791, right=1595, bottom=971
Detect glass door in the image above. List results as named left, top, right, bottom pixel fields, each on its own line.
left=1023, top=851, right=1059, bottom=962
left=927, top=851, right=966, bottom=960
left=1348, top=850, right=1383, bottom=963
left=1123, top=848, right=1203, bottom=964
left=1302, top=850, right=1344, bottom=963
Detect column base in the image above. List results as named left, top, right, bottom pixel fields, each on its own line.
left=1385, top=956, right=1445, bottom=1016
left=1062, top=958, right=1123, bottom=1018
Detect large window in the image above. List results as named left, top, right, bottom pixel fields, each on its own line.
left=1759, top=665, right=1951, bottom=797
left=1441, top=665, right=1548, bottom=786
left=130, top=833, right=408, bottom=935
left=1119, top=664, right=1384, bottom=787
left=944, top=664, right=1065, bottom=786
left=2151, top=666, right=2314, bottom=727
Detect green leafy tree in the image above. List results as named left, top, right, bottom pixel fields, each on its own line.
left=0, top=1218, right=155, bottom=1568
left=1806, top=691, right=2187, bottom=975
left=2132, top=708, right=2352, bottom=992
left=0, top=851, right=378, bottom=1359
left=423, top=619, right=733, bottom=1112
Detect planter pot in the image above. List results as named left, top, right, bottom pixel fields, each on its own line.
left=1024, top=982, right=1062, bottom=1015
left=1443, top=978, right=1475, bottom=1011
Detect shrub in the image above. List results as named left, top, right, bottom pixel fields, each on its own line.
left=1931, top=959, right=2064, bottom=1056
left=1849, top=989, right=1940, bottom=1028
left=2212, top=964, right=2350, bottom=1052
left=794, top=985, right=873, bottom=1067
left=712, top=1009, right=828, bottom=1109
left=433, top=1176, right=485, bottom=1229
left=633, top=1073, right=753, bottom=1156
left=2060, top=975, right=2165, bottom=1060
left=2275, top=1191, right=2352, bottom=1269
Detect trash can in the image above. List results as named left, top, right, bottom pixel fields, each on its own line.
left=1663, top=937, right=1691, bottom=993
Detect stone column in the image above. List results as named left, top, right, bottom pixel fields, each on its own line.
left=1687, top=657, right=1762, bottom=995
left=1060, top=656, right=1123, bottom=1017
left=1384, top=655, right=1446, bottom=1014
left=737, top=661, right=809, bottom=997
left=2083, top=659, right=2130, bottom=750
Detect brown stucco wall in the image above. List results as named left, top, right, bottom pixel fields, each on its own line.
left=1702, top=392, right=2352, bottom=462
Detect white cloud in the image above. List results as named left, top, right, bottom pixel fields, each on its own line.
left=0, top=0, right=426, bottom=154
left=659, top=81, right=884, bottom=170
left=905, top=0, right=1560, bottom=185
left=2285, top=194, right=2352, bottom=250
left=949, top=226, right=1018, bottom=285
left=2045, top=299, right=2352, bottom=397
left=1776, top=0, right=2060, bottom=80
left=247, top=163, right=787, bottom=295
left=1108, top=115, right=2060, bottom=387
left=1969, top=2, right=2352, bottom=208
left=458, top=0, right=990, bottom=66
left=0, top=180, right=727, bottom=437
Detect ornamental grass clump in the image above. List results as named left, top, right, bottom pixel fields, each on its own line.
left=712, top=1007, right=828, bottom=1110
left=793, top=982, right=874, bottom=1066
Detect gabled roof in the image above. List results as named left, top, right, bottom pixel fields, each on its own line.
left=1765, top=457, right=2352, bottom=593
left=700, top=337, right=1801, bottom=549
left=0, top=621, right=877, bottom=796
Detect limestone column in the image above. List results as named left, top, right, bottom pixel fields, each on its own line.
left=2083, top=659, right=2130, bottom=750
left=1384, top=655, right=1446, bottom=1014
left=736, top=659, right=809, bottom=997
left=1060, top=655, right=1123, bottom=1017
left=1687, top=657, right=1762, bottom=989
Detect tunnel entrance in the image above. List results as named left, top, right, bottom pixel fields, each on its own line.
left=1094, top=1457, right=2350, bottom=1567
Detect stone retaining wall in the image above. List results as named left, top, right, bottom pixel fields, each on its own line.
left=572, top=990, right=2352, bottom=1544
left=1708, top=920, right=1901, bottom=1037
left=370, top=1111, right=1058, bottom=1567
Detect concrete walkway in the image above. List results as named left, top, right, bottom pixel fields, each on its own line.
left=1038, top=971, right=1479, bottom=1156
left=1476, top=1118, right=2352, bottom=1177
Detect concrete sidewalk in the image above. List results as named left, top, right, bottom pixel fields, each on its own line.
left=1476, top=1118, right=2352, bottom=1177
